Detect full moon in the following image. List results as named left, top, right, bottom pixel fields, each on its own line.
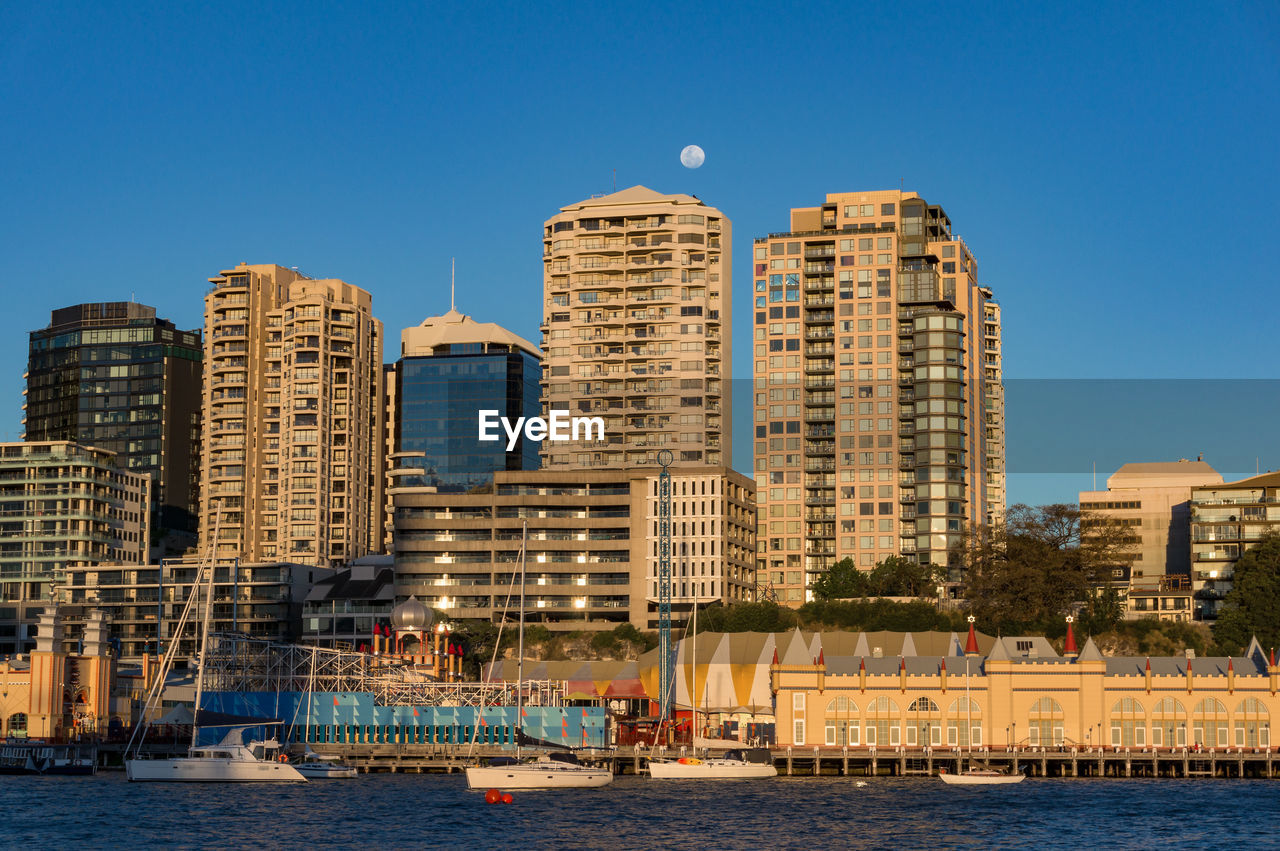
left=680, top=145, right=705, bottom=169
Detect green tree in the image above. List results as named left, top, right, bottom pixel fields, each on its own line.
left=1212, top=534, right=1280, bottom=654
left=868, top=555, right=944, bottom=598
left=958, top=503, right=1137, bottom=634
left=810, top=558, right=869, bottom=601
left=697, top=601, right=799, bottom=633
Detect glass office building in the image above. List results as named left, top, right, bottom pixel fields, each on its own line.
left=391, top=309, right=541, bottom=493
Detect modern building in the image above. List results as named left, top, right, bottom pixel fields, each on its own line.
left=302, top=553, right=395, bottom=649
left=540, top=186, right=731, bottom=469
left=752, top=190, right=1005, bottom=603
left=1079, top=459, right=1224, bottom=619
left=201, top=263, right=384, bottom=567
left=61, top=556, right=329, bottom=661
left=0, top=441, right=150, bottom=655
left=24, top=302, right=202, bottom=542
left=391, top=467, right=756, bottom=631
left=772, top=627, right=1277, bottom=750
left=1189, top=471, right=1280, bottom=620
left=390, top=307, right=541, bottom=492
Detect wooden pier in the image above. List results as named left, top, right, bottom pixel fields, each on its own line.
left=93, top=742, right=1280, bottom=779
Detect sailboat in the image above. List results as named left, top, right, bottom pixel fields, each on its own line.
left=939, top=617, right=1024, bottom=786
left=464, top=521, right=613, bottom=790
left=290, top=647, right=357, bottom=779
left=648, top=590, right=777, bottom=780
left=126, top=511, right=306, bottom=783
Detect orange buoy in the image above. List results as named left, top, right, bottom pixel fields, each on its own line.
left=500, top=792, right=514, bottom=804
left=484, top=788, right=501, bottom=804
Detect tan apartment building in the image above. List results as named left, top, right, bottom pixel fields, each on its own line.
left=1079, top=459, right=1223, bottom=621
left=390, top=467, right=755, bottom=630
left=1190, top=471, right=1280, bottom=620
left=0, top=441, right=150, bottom=654
left=201, top=263, right=384, bottom=567
left=980, top=297, right=1005, bottom=526
left=540, top=186, right=730, bottom=469
left=752, top=190, right=1004, bottom=603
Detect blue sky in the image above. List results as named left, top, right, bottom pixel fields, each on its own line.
left=2, top=1, right=1277, bottom=504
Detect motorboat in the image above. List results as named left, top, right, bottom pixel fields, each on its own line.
left=938, top=767, right=1026, bottom=785
left=126, top=729, right=306, bottom=783
left=465, top=752, right=613, bottom=790
left=294, top=750, right=358, bottom=779
left=648, top=748, right=777, bottom=779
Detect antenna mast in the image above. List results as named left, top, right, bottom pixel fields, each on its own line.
left=451, top=258, right=456, bottom=311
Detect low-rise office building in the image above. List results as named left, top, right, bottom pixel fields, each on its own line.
left=302, top=554, right=395, bottom=649
left=61, top=557, right=329, bottom=661
left=391, top=467, right=756, bottom=630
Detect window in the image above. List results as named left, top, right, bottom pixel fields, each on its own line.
left=793, top=693, right=806, bottom=745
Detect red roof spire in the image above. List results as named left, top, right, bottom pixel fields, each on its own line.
left=1271, top=648, right=1276, bottom=667
left=859, top=657, right=866, bottom=672
left=940, top=658, right=947, bottom=672
left=771, top=648, right=779, bottom=666
left=1064, top=616, right=1078, bottom=655
left=1228, top=657, right=1234, bottom=672
left=964, top=617, right=979, bottom=655
left=1145, top=657, right=1151, bottom=672
left=817, top=649, right=825, bottom=667
left=900, top=656, right=906, bottom=671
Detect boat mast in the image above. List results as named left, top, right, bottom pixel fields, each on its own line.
left=691, top=582, right=698, bottom=751
left=965, top=614, right=974, bottom=769
left=516, top=519, right=527, bottom=759
left=191, top=506, right=222, bottom=750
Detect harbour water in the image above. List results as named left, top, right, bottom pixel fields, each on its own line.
left=4, top=774, right=1279, bottom=848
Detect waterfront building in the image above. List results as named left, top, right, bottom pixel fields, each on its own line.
left=1079, top=459, right=1223, bottom=621
left=24, top=301, right=202, bottom=544
left=60, top=556, right=329, bottom=661
left=201, top=263, right=384, bottom=567
left=772, top=625, right=1278, bottom=750
left=391, top=467, right=756, bottom=630
left=0, top=441, right=150, bottom=655
left=540, top=186, right=731, bottom=470
left=302, top=553, right=395, bottom=649
left=752, top=191, right=1005, bottom=603
left=1190, top=471, right=1280, bottom=620
left=390, top=306, right=541, bottom=492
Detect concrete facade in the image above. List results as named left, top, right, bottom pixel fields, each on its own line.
left=0, top=441, right=150, bottom=654
left=391, top=467, right=755, bottom=631
left=540, top=186, right=731, bottom=470
left=1190, top=471, right=1280, bottom=620
left=752, top=191, right=1004, bottom=603
left=200, top=264, right=384, bottom=567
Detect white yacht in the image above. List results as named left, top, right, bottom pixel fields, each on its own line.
left=939, top=767, right=1026, bottom=785
left=127, top=728, right=305, bottom=782
left=294, top=750, right=358, bottom=779
left=648, top=748, right=777, bottom=779
left=466, top=752, right=613, bottom=790
left=463, top=522, right=613, bottom=791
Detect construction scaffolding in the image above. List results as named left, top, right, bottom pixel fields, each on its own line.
left=202, top=634, right=565, bottom=708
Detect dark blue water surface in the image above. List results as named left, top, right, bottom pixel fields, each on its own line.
left=4, top=773, right=1278, bottom=849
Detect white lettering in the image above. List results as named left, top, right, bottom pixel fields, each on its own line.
left=478, top=410, right=500, bottom=442
left=573, top=416, right=605, bottom=441
left=478, top=410, right=608, bottom=448
left=549, top=409, right=569, bottom=441
left=501, top=416, right=525, bottom=452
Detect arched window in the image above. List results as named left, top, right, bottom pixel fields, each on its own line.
left=1109, top=697, right=1146, bottom=748
left=1192, top=698, right=1229, bottom=747
left=946, top=697, right=982, bottom=748
left=824, top=696, right=860, bottom=747
left=1234, top=698, right=1269, bottom=748
left=906, top=697, right=941, bottom=747
left=865, top=696, right=900, bottom=748
left=7, top=713, right=27, bottom=738
left=1027, top=697, right=1064, bottom=747
left=1151, top=697, right=1186, bottom=748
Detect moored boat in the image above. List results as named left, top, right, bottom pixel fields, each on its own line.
left=647, top=748, right=777, bottom=779
left=939, top=767, right=1026, bottom=785
left=465, top=752, right=613, bottom=790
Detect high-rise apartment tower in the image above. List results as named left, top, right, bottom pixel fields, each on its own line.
left=201, top=264, right=384, bottom=566
left=540, top=186, right=731, bottom=469
left=753, top=190, right=1005, bottom=603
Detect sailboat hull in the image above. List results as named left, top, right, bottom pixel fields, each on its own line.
left=465, top=763, right=613, bottom=790
left=648, top=759, right=777, bottom=779
left=126, top=757, right=307, bottom=782
left=938, top=771, right=1025, bottom=785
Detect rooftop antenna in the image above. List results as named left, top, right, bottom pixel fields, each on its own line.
left=451, top=257, right=456, bottom=311
left=613, top=169, right=617, bottom=192
left=1092, top=461, right=1096, bottom=491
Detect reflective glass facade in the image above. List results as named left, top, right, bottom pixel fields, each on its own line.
left=396, top=349, right=541, bottom=492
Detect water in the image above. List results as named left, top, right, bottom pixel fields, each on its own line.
left=4, top=773, right=1278, bottom=848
